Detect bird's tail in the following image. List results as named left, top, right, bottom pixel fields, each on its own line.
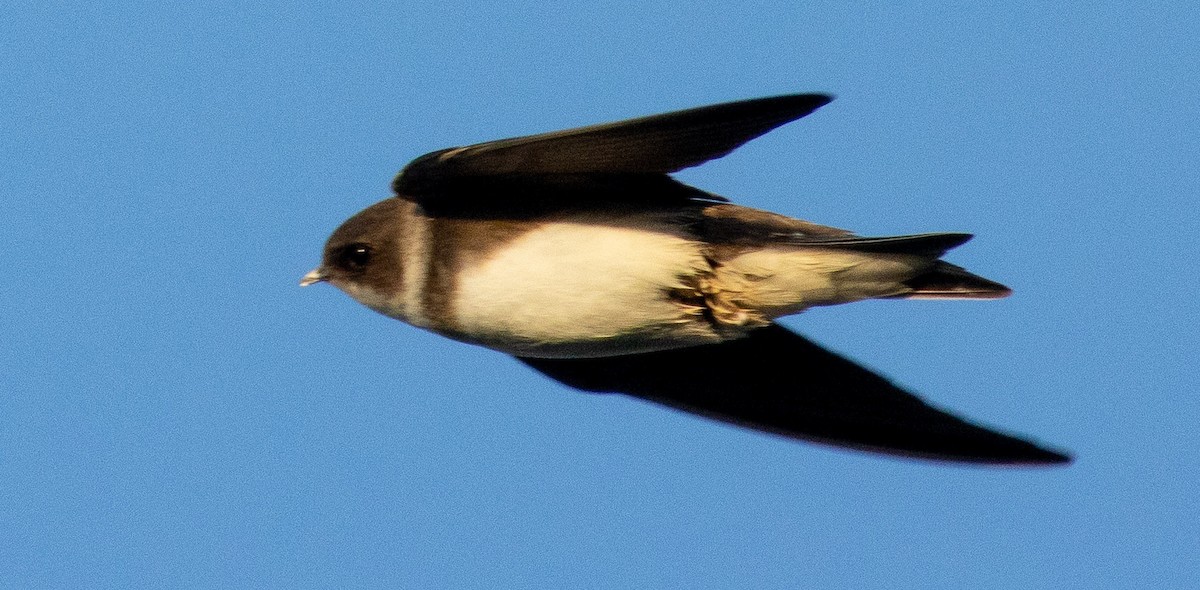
left=894, top=261, right=1012, bottom=300
left=795, top=232, right=1013, bottom=300
left=705, top=231, right=1012, bottom=324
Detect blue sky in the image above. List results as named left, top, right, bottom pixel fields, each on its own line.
left=3, top=1, right=1197, bottom=588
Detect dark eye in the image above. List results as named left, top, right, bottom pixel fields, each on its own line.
left=334, top=243, right=373, bottom=272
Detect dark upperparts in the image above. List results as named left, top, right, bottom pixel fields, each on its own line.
left=391, top=94, right=833, bottom=215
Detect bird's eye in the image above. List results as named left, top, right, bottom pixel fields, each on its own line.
left=334, top=243, right=373, bottom=272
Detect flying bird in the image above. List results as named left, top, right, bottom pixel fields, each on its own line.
left=302, top=93, right=1070, bottom=465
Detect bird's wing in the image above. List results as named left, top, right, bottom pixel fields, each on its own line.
left=391, top=94, right=832, bottom=210
left=518, top=324, right=1069, bottom=465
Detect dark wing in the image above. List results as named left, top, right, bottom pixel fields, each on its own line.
left=518, top=324, right=1070, bottom=465
left=392, top=94, right=833, bottom=211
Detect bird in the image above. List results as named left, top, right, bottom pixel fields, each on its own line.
left=301, top=93, right=1070, bottom=465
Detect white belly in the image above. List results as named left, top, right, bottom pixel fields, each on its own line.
left=452, top=219, right=714, bottom=357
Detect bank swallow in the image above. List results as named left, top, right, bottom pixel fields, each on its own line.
left=303, top=93, right=1070, bottom=465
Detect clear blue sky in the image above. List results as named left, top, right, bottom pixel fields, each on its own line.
left=3, top=2, right=1197, bottom=588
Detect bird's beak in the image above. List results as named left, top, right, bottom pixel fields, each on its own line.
left=299, top=268, right=325, bottom=287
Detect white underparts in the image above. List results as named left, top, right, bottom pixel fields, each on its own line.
left=452, top=219, right=715, bottom=356
left=449, top=217, right=929, bottom=357
left=713, top=247, right=927, bottom=318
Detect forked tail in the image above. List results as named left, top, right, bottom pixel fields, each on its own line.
left=898, top=261, right=1012, bottom=300
left=799, top=232, right=1013, bottom=300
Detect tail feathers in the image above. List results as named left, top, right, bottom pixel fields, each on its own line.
left=898, top=262, right=1012, bottom=300
left=803, top=232, right=974, bottom=256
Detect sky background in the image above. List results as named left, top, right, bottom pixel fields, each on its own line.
left=3, top=1, right=1198, bottom=588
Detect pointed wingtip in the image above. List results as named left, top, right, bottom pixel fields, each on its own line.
left=812, top=92, right=835, bottom=106
left=1021, top=447, right=1073, bottom=466
left=517, top=325, right=1073, bottom=466
left=953, top=444, right=1072, bottom=467
left=776, top=92, right=835, bottom=115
